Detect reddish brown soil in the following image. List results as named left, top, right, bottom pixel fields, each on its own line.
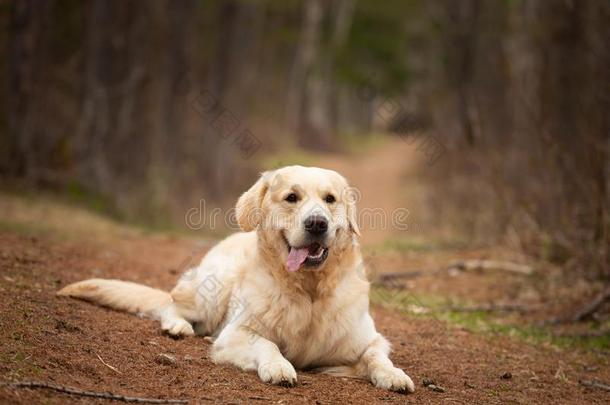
left=1, top=233, right=608, bottom=404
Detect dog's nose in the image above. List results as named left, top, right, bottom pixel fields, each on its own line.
left=304, top=215, right=328, bottom=236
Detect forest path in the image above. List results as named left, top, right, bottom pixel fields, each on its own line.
left=315, top=136, right=420, bottom=247
left=0, top=140, right=608, bottom=404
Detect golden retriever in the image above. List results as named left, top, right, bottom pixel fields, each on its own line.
left=58, top=166, right=415, bottom=393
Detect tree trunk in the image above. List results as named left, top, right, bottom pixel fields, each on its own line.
left=76, top=0, right=112, bottom=193
left=287, top=0, right=332, bottom=150
left=327, top=0, right=355, bottom=134
left=205, top=0, right=239, bottom=198
left=7, top=0, right=55, bottom=178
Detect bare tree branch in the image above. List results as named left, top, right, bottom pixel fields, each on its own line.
left=579, top=379, right=610, bottom=392
left=375, top=259, right=533, bottom=285
left=442, top=303, right=536, bottom=314
left=569, top=287, right=610, bottom=322
left=4, top=381, right=188, bottom=404
left=447, top=260, right=533, bottom=275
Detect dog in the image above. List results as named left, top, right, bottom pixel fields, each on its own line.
left=58, top=166, right=415, bottom=393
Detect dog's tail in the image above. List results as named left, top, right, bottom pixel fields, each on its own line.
left=57, top=279, right=172, bottom=319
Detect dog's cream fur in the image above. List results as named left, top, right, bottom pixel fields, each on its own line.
left=58, top=166, right=415, bottom=393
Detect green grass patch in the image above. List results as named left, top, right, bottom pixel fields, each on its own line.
left=0, top=220, right=55, bottom=239
left=371, top=287, right=610, bottom=351
left=65, top=181, right=118, bottom=218
left=0, top=190, right=223, bottom=242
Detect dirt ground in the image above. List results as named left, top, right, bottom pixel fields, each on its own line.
left=0, top=232, right=608, bottom=405
left=1, top=138, right=608, bottom=404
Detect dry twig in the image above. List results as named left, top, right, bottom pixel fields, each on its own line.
left=545, top=286, right=610, bottom=325
left=97, top=353, right=122, bottom=374
left=446, top=260, right=533, bottom=275
left=442, top=303, right=535, bottom=314
left=4, top=381, right=188, bottom=404
left=579, top=379, right=610, bottom=392
left=375, top=259, right=533, bottom=286
left=570, top=287, right=610, bottom=322
left=376, top=271, right=424, bottom=282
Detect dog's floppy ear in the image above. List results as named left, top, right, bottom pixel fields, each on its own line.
left=235, top=171, right=272, bottom=231
left=344, top=186, right=361, bottom=237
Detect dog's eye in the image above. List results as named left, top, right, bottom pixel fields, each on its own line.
left=285, top=193, right=298, bottom=203
left=324, top=194, right=336, bottom=204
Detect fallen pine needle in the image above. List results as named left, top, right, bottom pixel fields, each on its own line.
left=4, top=380, right=188, bottom=403
left=97, top=353, right=122, bottom=374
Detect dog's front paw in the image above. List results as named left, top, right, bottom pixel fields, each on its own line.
left=161, top=318, right=195, bottom=337
left=370, top=366, right=415, bottom=393
left=258, top=359, right=297, bottom=387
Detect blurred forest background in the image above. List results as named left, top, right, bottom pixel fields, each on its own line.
left=0, top=0, right=608, bottom=279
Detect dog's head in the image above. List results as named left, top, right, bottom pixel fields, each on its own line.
left=235, top=166, right=360, bottom=272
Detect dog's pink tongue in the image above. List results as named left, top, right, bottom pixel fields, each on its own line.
left=286, top=247, right=309, bottom=272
